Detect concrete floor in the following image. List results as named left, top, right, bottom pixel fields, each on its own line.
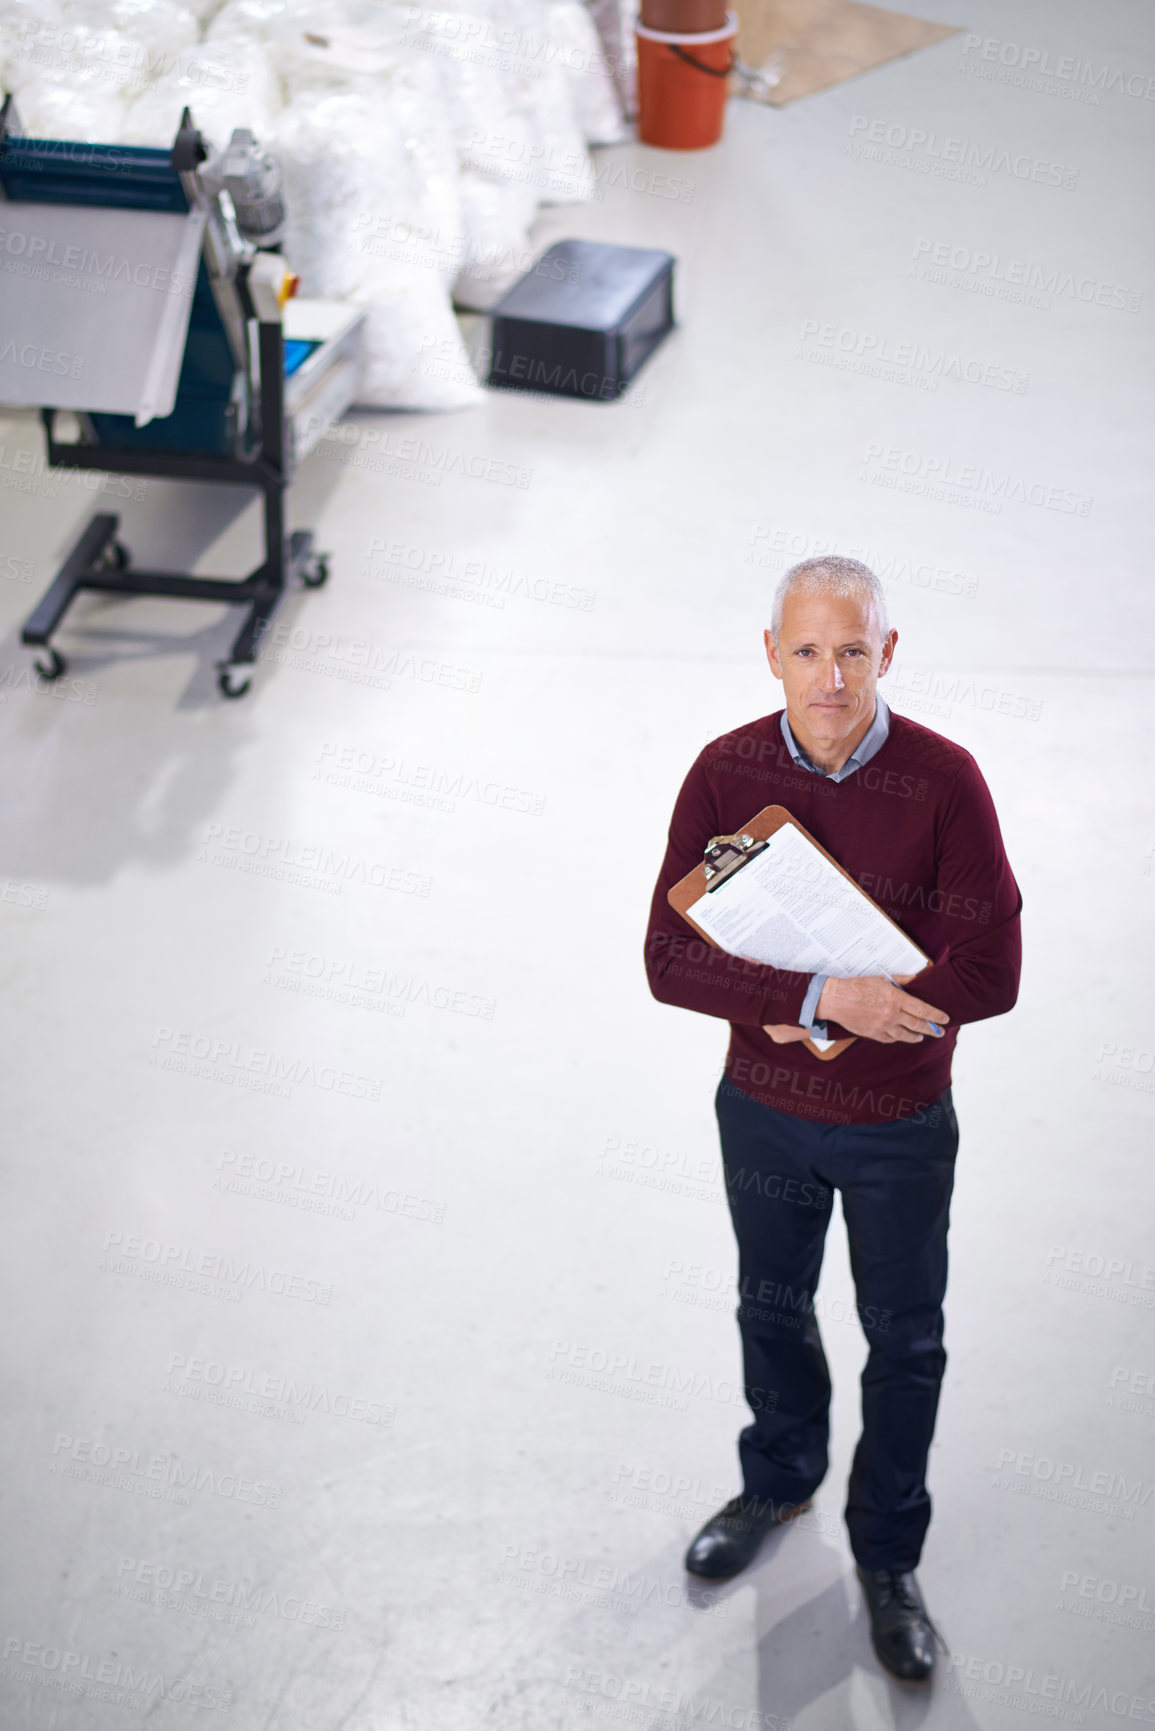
left=1, top=1, right=1153, bottom=1726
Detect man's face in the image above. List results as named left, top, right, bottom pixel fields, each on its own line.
left=764, top=590, right=897, bottom=748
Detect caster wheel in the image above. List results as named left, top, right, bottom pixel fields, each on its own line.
left=98, top=540, right=130, bottom=572
left=217, top=665, right=252, bottom=699
left=34, top=647, right=67, bottom=681
left=301, top=554, right=330, bottom=589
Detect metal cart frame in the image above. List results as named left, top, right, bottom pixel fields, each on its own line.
left=1, top=101, right=329, bottom=699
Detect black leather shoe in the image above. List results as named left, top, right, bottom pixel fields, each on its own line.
left=684, top=1494, right=811, bottom=1580
left=856, top=1567, right=944, bottom=1682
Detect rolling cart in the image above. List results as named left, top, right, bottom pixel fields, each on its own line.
left=0, top=98, right=365, bottom=697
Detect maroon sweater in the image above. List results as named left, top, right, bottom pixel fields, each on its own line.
left=644, top=708, right=1022, bottom=1125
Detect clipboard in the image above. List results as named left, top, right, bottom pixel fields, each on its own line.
left=667, top=805, right=932, bottom=1061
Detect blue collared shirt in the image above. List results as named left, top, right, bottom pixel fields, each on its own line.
left=779, top=694, right=891, bottom=1033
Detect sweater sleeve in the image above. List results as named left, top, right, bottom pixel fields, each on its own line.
left=643, top=751, right=816, bottom=1027
left=902, top=755, right=1022, bottom=1027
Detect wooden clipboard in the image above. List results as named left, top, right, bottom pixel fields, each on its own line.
left=667, top=805, right=931, bottom=1062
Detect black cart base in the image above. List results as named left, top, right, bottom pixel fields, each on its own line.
left=23, top=509, right=326, bottom=701
left=20, top=325, right=328, bottom=700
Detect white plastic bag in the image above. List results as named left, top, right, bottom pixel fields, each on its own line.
left=3, top=7, right=200, bottom=113
left=204, top=0, right=289, bottom=44
left=506, top=54, right=594, bottom=202
left=8, top=77, right=132, bottom=142
left=453, top=168, right=538, bottom=304
left=268, top=85, right=410, bottom=295
left=0, top=0, right=66, bottom=43
left=580, top=0, right=636, bottom=115
left=3, top=22, right=146, bottom=111
left=120, top=41, right=283, bottom=148
left=96, top=0, right=200, bottom=60
left=5, top=19, right=145, bottom=141
left=403, top=2, right=594, bottom=201
left=265, top=3, right=405, bottom=91
left=405, top=8, right=540, bottom=187
left=544, top=0, right=626, bottom=143
left=268, top=82, right=480, bottom=409
left=354, top=292, right=483, bottom=411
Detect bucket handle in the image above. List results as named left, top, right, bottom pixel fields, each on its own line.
left=666, top=41, right=736, bottom=77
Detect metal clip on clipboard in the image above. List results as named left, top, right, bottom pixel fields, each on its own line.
left=703, top=832, right=768, bottom=889
left=669, top=807, right=872, bottom=1062
left=698, top=825, right=848, bottom=1059
left=670, top=805, right=931, bottom=1062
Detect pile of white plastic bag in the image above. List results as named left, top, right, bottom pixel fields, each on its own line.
left=0, top=0, right=627, bottom=409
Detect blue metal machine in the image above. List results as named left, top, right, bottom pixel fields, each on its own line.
left=0, top=97, right=365, bottom=697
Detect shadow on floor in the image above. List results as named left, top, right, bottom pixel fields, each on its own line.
left=0, top=469, right=347, bottom=885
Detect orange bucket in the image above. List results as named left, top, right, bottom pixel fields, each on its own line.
left=635, top=11, right=738, bottom=150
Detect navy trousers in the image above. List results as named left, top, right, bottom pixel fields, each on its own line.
left=715, top=1075, right=960, bottom=1571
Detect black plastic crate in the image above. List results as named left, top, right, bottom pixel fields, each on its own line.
left=487, top=240, right=676, bottom=402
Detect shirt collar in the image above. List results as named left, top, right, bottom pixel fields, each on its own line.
left=779, top=693, right=891, bottom=783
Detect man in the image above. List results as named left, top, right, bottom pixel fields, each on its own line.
left=644, top=556, right=1021, bottom=1682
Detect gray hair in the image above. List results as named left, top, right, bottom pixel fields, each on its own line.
left=770, top=556, right=890, bottom=642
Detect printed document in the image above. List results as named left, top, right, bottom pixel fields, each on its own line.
left=687, top=821, right=926, bottom=978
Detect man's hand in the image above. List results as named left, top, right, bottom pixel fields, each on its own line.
left=816, top=974, right=949, bottom=1044
left=761, top=1024, right=812, bottom=1043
